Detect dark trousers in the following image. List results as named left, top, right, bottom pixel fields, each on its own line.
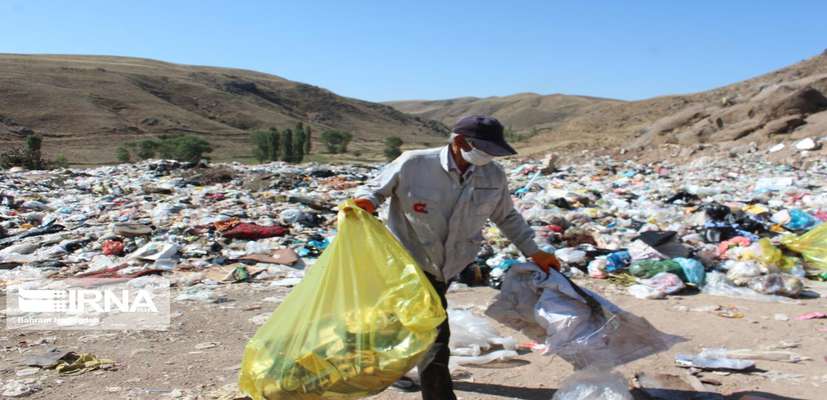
left=417, top=274, right=456, bottom=400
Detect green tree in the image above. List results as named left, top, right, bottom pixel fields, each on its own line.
left=250, top=130, right=271, bottom=162
left=128, top=135, right=212, bottom=162
left=268, top=128, right=281, bottom=162
left=304, top=125, right=312, bottom=154
left=383, top=136, right=403, bottom=160
left=116, top=146, right=131, bottom=163
left=281, top=129, right=294, bottom=162
left=135, top=139, right=158, bottom=160
left=161, top=135, right=212, bottom=162
left=384, top=136, right=403, bottom=148
left=504, top=125, right=523, bottom=142
left=24, top=135, right=44, bottom=169
left=294, top=129, right=306, bottom=163
left=320, top=130, right=353, bottom=154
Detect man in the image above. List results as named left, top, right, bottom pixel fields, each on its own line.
left=353, top=115, right=559, bottom=400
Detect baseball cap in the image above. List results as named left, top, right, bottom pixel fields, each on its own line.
left=452, top=115, right=517, bottom=156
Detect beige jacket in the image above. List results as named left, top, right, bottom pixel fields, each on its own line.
left=355, top=146, right=539, bottom=281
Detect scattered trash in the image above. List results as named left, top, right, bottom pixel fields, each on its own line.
left=26, top=351, right=115, bottom=375
left=451, top=349, right=520, bottom=367
left=449, top=308, right=516, bottom=357
left=194, top=342, right=220, bottom=350
left=2, top=380, right=41, bottom=398
left=724, top=348, right=807, bottom=363
left=634, top=372, right=707, bottom=399
left=795, top=137, right=818, bottom=151
left=628, top=284, right=666, bottom=300
left=552, top=369, right=632, bottom=400
left=795, top=311, right=827, bottom=320
left=676, top=349, right=755, bottom=371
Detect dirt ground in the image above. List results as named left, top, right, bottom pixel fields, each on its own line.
left=2, top=276, right=826, bottom=400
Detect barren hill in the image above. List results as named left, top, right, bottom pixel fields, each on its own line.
left=388, top=52, right=827, bottom=158
left=544, top=51, right=827, bottom=152
left=385, top=93, right=622, bottom=133
left=0, top=54, right=448, bottom=164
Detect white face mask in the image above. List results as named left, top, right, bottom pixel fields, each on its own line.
left=460, top=146, right=494, bottom=166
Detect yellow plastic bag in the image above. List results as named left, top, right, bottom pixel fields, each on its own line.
left=781, top=223, right=827, bottom=271
left=239, top=200, right=446, bottom=399
left=753, top=238, right=797, bottom=272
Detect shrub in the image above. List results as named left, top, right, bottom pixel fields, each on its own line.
left=116, top=146, right=131, bottom=163
left=53, top=154, right=69, bottom=169
left=320, top=130, right=353, bottom=154
left=383, top=136, right=403, bottom=160
left=156, top=135, right=212, bottom=162
left=134, top=139, right=158, bottom=160
left=127, top=135, right=212, bottom=162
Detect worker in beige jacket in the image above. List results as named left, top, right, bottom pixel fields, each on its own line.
left=354, top=115, right=559, bottom=400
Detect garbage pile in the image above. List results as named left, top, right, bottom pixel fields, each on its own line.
left=1, top=153, right=825, bottom=306
left=0, top=160, right=374, bottom=295
left=465, top=154, right=827, bottom=302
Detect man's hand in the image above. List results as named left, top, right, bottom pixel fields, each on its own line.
left=530, top=250, right=561, bottom=273
left=354, top=198, right=376, bottom=214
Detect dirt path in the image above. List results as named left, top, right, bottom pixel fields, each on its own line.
left=2, top=278, right=826, bottom=399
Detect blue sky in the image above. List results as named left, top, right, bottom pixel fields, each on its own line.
left=2, top=1, right=826, bottom=102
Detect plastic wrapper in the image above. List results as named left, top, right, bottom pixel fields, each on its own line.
left=675, top=348, right=755, bottom=370
left=753, top=238, right=798, bottom=272
left=629, top=259, right=685, bottom=281
left=781, top=223, right=827, bottom=271
left=785, top=209, right=818, bottom=231
left=551, top=369, right=632, bottom=400
left=639, top=272, right=685, bottom=294
left=451, top=349, right=519, bottom=367
left=725, top=261, right=763, bottom=286
left=486, top=263, right=682, bottom=369
left=628, top=284, right=665, bottom=299
left=748, top=273, right=802, bottom=297
left=673, top=257, right=706, bottom=286
left=701, top=271, right=796, bottom=303
left=238, top=200, right=446, bottom=400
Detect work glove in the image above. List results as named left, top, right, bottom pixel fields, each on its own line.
left=530, top=250, right=561, bottom=273
left=354, top=198, right=376, bottom=214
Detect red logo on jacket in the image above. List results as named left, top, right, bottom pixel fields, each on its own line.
left=413, top=202, right=428, bottom=214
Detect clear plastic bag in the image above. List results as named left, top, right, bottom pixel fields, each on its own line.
left=448, top=309, right=516, bottom=357
left=238, top=200, right=446, bottom=399
left=486, top=263, right=683, bottom=369
left=639, top=272, right=686, bottom=294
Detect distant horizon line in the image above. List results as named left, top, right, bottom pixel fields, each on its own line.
left=2, top=50, right=823, bottom=106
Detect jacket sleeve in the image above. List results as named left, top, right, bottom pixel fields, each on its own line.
left=354, top=155, right=404, bottom=208
left=489, top=184, right=541, bottom=257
